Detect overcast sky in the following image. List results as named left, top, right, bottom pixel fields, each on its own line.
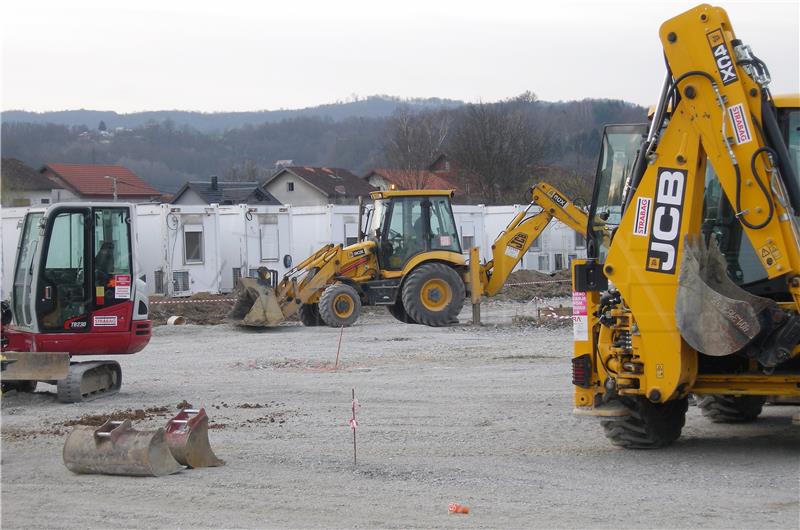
left=2, top=0, right=798, bottom=113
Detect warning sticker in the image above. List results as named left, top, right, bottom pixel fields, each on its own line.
left=504, top=246, right=520, bottom=259
left=114, top=274, right=131, bottom=299
left=759, top=242, right=783, bottom=268
left=572, top=291, right=588, bottom=341
left=93, top=315, right=118, bottom=327
left=439, top=235, right=452, bottom=247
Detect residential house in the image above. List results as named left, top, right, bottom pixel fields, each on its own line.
left=171, top=176, right=282, bottom=205
left=41, top=163, right=161, bottom=203
left=363, top=168, right=461, bottom=195
left=428, top=153, right=481, bottom=201
left=1, top=158, right=63, bottom=207
left=262, top=166, right=377, bottom=206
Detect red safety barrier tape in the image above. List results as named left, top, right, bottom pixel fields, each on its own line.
left=502, top=279, right=571, bottom=287
left=149, top=298, right=237, bottom=305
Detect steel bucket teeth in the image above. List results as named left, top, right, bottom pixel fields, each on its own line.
left=227, top=278, right=283, bottom=327
left=165, top=408, right=224, bottom=468
left=63, top=419, right=183, bottom=477
left=675, top=235, right=776, bottom=357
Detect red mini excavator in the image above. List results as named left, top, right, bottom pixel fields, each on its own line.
left=1, top=203, right=151, bottom=402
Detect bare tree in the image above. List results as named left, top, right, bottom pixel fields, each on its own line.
left=448, top=94, right=547, bottom=204
left=224, top=159, right=263, bottom=181
left=383, top=106, right=451, bottom=188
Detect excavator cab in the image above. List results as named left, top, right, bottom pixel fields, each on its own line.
left=3, top=203, right=151, bottom=402
left=366, top=190, right=462, bottom=270
left=586, top=123, right=648, bottom=261
left=12, top=205, right=140, bottom=336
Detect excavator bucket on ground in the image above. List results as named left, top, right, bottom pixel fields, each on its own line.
left=675, top=236, right=776, bottom=359
left=228, top=276, right=283, bottom=327
left=0, top=352, right=69, bottom=380
left=164, top=408, right=224, bottom=468
left=63, top=419, right=183, bottom=476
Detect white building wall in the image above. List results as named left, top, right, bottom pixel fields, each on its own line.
left=2, top=190, right=54, bottom=207
left=366, top=175, right=390, bottom=191
left=264, top=173, right=328, bottom=206
left=453, top=205, right=487, bottom=259
left=172, top=188, right=208, bottom=205
left=134, top=204, right=166, bottom=296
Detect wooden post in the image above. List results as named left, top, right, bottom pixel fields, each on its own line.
left=469, top=246, right=482, bottom=325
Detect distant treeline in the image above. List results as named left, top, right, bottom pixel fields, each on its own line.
left=1, top=95, right=645, bottom=202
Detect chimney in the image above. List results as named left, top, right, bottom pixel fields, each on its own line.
left=210, top=175, right=218, bottom=191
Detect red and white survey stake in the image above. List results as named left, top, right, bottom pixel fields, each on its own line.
left=349, top=389, right=359, bottom=465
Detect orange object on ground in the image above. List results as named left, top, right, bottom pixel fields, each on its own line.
left=448, top=503, right=469, bottom=514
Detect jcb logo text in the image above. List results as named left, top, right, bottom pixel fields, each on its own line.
left=646, top=168, right=686, bottom=274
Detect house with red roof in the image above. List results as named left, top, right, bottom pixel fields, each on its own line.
left=363, top=168, right=462, bottom=195
left=40, top=163, right=161, bottom=203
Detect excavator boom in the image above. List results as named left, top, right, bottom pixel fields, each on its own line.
left=476, top=182, right=588, bottom=297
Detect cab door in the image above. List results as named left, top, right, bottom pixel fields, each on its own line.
left=34, top=207, right=92, bottom=332
left=89, top=207, right=135, bottom=332
left=11, top=211, right=45, bottom=331
left=378, top=197, right=426, bottom=270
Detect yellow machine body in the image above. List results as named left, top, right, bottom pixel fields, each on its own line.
left=571, top=4, right=800, bottom=447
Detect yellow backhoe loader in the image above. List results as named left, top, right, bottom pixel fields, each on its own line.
left=229, top=182, right=587, bottom=328
left=570, top=4, right=800, bottom=448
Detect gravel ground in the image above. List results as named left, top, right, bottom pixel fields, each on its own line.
left=1, top=300, right=798, bottom=529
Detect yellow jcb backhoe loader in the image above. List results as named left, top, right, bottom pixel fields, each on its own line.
left=570, top=4, right=800, bottom=448
left=229, top=182, right=587, bottom=328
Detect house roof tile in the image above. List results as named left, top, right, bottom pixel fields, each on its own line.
left=173, top=180, right=282, bottom=205
left=2, top=158, right=63, bottom=192
left=43, top=163, right=159, bottom=198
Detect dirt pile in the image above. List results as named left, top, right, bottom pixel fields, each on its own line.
left=149, top=291, right=305, bottom=326
left=63, top=406, right=171, bottom=427
left=149, top=293, right=235, bottom=326
left=495, top=269, right=572, bottom=301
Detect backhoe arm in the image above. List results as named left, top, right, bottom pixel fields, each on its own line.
left=596, top=4, right=800, bottom=403
left=478, top=182, right=587, bottom=297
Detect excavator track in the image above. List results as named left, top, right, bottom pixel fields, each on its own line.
left=57, top=361, right=122, bottom=403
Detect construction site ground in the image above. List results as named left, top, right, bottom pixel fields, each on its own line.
left=2, top=299, right=798, bottom=529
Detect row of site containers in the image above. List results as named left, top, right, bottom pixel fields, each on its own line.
left=1, top=203, right=586, bottom=298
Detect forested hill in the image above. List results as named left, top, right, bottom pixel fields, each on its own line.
left=2, top=96, right=464, bottom=132
left=1, top=96, right=646, bottom=200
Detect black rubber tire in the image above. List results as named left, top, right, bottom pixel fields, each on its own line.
left=695, top=394, right=765, bottom=423
left=318, top=283, right=361, bottom=327
left=386, top=300, right=417, bottom=324
left=401, top=263, right=465, bottom=327
left=298, top=303, right=323, bottom=326
left=601, top=396, right=688, bottom=449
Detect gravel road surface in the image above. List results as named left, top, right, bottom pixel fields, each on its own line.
left=2, top=301, right=798, bottom=529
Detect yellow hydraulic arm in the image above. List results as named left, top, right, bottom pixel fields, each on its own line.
left=578, top=4, right=800, bottom=406
left=472, top=182, right=588, bottom=297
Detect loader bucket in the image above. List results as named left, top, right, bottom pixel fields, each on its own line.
left=164, top=408, right=224, bottom=468
left=63, top=419, right=183, bottom=476
left=228, top=277, right=284, bottom=327
left=675, top=235, right=775, bottom=357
